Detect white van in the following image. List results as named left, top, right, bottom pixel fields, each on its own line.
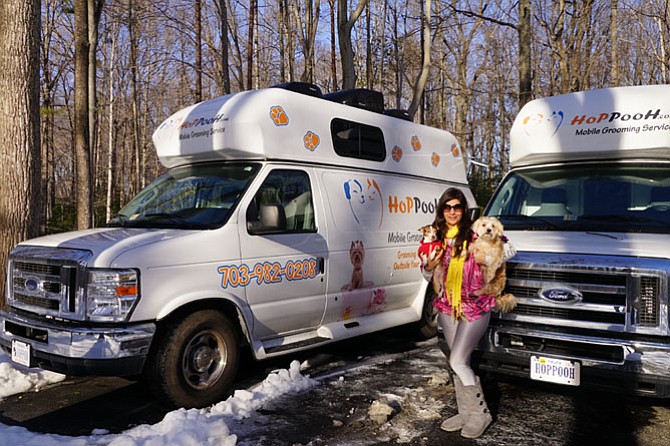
left=476, top=85, right=670, bottom=397
left=1, top=83, right=475, bottom=408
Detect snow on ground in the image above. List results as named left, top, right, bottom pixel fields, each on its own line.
left=0, top=352, right=317, bottom=445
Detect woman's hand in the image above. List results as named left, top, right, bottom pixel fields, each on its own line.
left=424, top=245, right=444, bottom=271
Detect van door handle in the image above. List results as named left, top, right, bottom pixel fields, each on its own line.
left=318, top=257, right=325, bottom=274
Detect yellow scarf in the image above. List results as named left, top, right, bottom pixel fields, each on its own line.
left=444, top=226, right=467, bottom=319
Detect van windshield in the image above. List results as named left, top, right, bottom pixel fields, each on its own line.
left=107, top=162, right=260, bottom=229
left=486, top=163, right=670, bottom=234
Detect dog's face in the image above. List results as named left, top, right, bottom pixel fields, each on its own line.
left=472, top=216, right=504, bottom=241
left=350, top=240, right=365, bottom=267
left=419, top=224, right=438, bottom=242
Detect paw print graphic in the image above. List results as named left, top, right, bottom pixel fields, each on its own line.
left=431, top=152, right=440, bottom=167
left=391, top=145, right=403, bottom=162
left=411, top=135, right=421, bottom=151
left=451, top=143, right=461, bottom=157
left=269, top=106, right=289, bottom=126
left=304, top=131, right=320, bottom=151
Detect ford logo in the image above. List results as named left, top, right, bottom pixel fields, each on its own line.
left=539, top=287, right=582, bottom=304
left=24, top=277, right=41, bottom=294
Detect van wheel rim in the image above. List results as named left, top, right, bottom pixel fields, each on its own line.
left=182, top=329, right=226, bottom=390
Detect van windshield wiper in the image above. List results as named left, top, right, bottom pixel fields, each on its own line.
left=106, top=213, right=130, bottom=227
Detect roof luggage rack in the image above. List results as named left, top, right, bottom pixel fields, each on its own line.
left=272, top=82, right=323, bottom=98
left=324, top=88, right=384, bottom=113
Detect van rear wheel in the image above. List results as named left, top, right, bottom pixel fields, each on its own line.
left=144, top=309, right=240, bottom=408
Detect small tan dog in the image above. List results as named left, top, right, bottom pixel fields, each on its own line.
left=417, top=225, right=445, bottom=295
left=469, top=216, right=517, bottom=313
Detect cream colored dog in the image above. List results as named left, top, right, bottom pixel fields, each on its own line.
left=469, top=216, right=517, bottom=313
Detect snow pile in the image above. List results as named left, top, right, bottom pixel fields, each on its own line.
left=0, top=353, right=315, bottom=445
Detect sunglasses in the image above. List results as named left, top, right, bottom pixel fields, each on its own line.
left=443, top=203, right=464, bottom=212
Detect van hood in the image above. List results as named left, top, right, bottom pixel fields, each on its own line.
left=507, top=230, right=670, bottom=261
left=17, top=227, right=194, bottom=266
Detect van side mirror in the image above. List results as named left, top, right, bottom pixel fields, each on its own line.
left=469, top=207, right=481, bottom=221
left=247, top=203, right=287, bottom=234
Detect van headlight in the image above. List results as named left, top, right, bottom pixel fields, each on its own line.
left=86, top=269, right=139, bottom=321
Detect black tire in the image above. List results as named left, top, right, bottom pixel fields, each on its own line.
left=413, top=288, right=439, bottom=339
left=144, top=309, right=240, bottom=408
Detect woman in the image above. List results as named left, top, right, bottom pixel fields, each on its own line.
left=422, top=187, right=495, bottom=439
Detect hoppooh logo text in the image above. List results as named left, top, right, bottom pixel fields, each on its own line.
left=388, top=196, right=437, bottom=214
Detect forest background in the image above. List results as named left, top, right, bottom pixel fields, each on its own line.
left=1, top=0, right=669, bottom=302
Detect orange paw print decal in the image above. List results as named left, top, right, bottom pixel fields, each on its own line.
left=431, top=152, right=440, bottom=167
left=304, top=131, right=320, bottom=151
left=411, top=135, right=421, bottom=151
left=391, top=145, right=403, bottom=162
left=451, top=143, right=461, bottom=157
left=269, top=105, right=289, bottom=126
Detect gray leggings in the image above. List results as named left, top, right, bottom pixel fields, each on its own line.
left=438, top=311, right=491, bottom=386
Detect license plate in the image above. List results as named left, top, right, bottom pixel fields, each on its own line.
left=530, top=355, right=580, bottom=386
left=11, top=339, right=32, bottom=368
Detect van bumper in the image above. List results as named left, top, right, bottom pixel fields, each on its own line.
left=439, top=325, right=670, bottom=398
left=0, top=309, right=155, bottom=376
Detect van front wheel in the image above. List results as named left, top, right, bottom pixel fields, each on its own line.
left=144, top=309, right=240, bottom=408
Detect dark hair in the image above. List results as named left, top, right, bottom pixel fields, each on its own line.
left=433, top=187, right=472, bottom=256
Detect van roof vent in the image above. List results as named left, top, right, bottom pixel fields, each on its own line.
left=272, top=82, right=323, bottom=98
left=383, top=109, right=412, bottom=121
left=324, top=88, right=384, bottom=113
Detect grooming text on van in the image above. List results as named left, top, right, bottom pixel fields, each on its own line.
left=218, top=258, right=319, bottom=288
left=394, top=249, right=421, bottom=271
left=524, top=108, right=670, bottom=138
left=571, top=108, right=670, bottom=135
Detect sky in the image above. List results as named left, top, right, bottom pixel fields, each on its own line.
left=0, top=352, right=316, bottom=446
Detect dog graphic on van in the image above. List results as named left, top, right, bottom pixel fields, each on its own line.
left=343, top=177, right=383, bottom=229
left=346, top=240, right=366, bottom=290
left=522, top=110, right=564, bottom=137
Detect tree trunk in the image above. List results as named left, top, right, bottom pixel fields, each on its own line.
left=88, top=0, right=103, bottom=227
left=518, top=0, right=532, bottom=106
left=0, top=0, right=42, bottom=303
left=217, top=0, right=230, bottom=94
left=75, top=0, right=92, bottom=229
left=329, top=0, right=338, bottom=89
left=337, top=0, right=368, bottom=89
left=195, top=0, right=203, bottom=102
left=409, top=0, right=431, bottom=120
left=106, top=24, right=117, bottom=223
left=247, top=0, right=256, bottom=90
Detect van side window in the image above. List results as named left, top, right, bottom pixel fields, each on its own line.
left=247, top=170, right=316, bottom=234
left=331, top=118, right=386, bottom=161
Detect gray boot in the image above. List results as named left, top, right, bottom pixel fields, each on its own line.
left=459, top=376, right=492, bottom=439
left=440, top=375, right=467, bottom=432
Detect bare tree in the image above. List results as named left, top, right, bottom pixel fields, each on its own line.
left=0, top=0, right=42, bottom=302
left=292, top=0, right=321, bottom=83
left=408, top=0, right=431, bottom=120
left=518, top=0, right=531, bottom=105
left=75, top=0, right=93, bottom=229
left=216, top=0, right=231, bottom=94
left=195, top=0, right=203, bottom=101
left=337, top=0, right=368, bottom=89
